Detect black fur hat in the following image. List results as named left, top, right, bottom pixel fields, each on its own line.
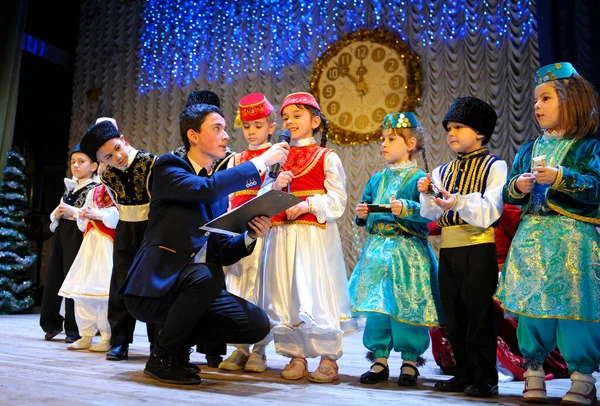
left=442, top=96, right=497, bottom=145
left=185, top=90, right=221, bottom=108
left=70, top=143, right=96, bottom=162
left=80, top=120, right=121, bottom=160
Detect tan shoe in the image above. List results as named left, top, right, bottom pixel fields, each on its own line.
left=244, top=351, right=267, bottom=373
left=89, top=339, right=110, bottom=352
left=523, top=368, right=547, bottom=404
left=561, top=372, right=597, bottom=406
left=218, top=349, right=249, bottom=371
left=309, top=358, right=339, bottom=383
left=67, top=336, right=92, bottom=350
left=281, top=357, right=308, bottom=380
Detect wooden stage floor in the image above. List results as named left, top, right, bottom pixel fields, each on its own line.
left=0, top=314, right=594, bottom=405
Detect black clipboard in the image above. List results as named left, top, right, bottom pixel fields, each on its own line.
left=200, top=190, right=303, bottom=236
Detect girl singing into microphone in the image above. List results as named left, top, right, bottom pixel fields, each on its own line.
left=256, top=92, right=357, bottom=383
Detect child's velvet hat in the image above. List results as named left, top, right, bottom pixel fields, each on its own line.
left=238, top=93, right=274, bottom=122
left=535, top=62, right=578, bottom=85
left=383, top=112, right=419, bottom=129
left=279, top=92, right=320, bottom=116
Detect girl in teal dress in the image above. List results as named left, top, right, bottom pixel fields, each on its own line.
left=349, top=112, right=442, bottom=386
left=495, top=62, right=600, bottom=405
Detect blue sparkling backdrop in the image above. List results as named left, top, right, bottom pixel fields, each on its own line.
left=139, top=0, right=535, bottom=93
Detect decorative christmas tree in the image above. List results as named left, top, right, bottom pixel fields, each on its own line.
left=0, top=150, right=36, bottom=314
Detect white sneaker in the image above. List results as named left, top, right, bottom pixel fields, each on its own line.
left=244, top=351, right=267, bottom=373
left=561, top=372, right=597, bottom=405
left=218, top=349, right=249, bottom=371
left=523, top=368, right=547, bottom=403
left=67, top=336, right=92, bottom=350
left=89, top=339, right=110, bottom=352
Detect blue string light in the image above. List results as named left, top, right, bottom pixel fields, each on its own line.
left=139, top=0, right=535, bottom=93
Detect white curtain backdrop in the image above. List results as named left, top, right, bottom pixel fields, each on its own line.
left=69, top=0, right=539, bottom=273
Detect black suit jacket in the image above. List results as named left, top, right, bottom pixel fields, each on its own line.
left=120, top=152, right=262, bottom=297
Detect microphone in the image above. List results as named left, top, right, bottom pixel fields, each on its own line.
left=268, top=129, right=291, bottom=179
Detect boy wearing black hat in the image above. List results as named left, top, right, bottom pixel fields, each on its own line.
left=80, top=118, right=157, bottom=361
left=417, top=97, right=507, bottom=397
left=40, top=144, right=99, bottom=342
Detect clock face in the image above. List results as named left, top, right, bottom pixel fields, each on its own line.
left=310, top=29, right=422, bottom=146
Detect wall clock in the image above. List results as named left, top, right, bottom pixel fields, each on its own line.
left=310, top=29, right=422, bottom=146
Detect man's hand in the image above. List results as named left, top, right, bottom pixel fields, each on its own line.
left=260, top=142, right=289, bottom=167
left=285, top=201, right=309, bottom=221
left=247, top=216, right=271, bottom=239
left=515, top=173, right=536, bottom=193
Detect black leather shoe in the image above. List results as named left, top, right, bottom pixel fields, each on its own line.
left=65, top=335, right=81, bottom=343
left=434, top=376, right=470, bottom=392
left=206, top=354, right=223, bottom=368
left=359, top=362, right=390, bottom=384
left=44, top=330, right=62, bottom=341
left=398, top=363, right=420, bottom=386
left=144, top=353, right=201, bottom=385
left=180, top=348, right=200, bottom=373
left=464, top=382, right=498, bottom=398
left=106, top=344, right=129, bottom=361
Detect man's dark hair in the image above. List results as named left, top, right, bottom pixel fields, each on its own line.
left=178, top=104, right=223, bottom=150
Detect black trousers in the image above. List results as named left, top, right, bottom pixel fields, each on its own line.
left=124, top=263, right=270, bottom=356
left=39, top=220, right=81, bottom=337
left=438, top=243, right=499, bottom=385
left=108, top=220, right=158, bottom=346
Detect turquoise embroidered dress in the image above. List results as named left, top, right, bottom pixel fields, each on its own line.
left=495, top=134, right=600, bottom=321
left=349, top=162, right=442, bottom=326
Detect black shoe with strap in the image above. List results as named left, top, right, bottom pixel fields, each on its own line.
left=359, top=362, right=390, bottom=384
left=398, top=363, right=420, bottom=386
left=144, top=352, right=201, bottom=385
left=434, top=376, right=471, bottom=392
left=106, top=344, right=129, bottom=361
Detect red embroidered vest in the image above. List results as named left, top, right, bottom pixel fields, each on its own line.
left=230, top=146, right=270, bottom=209
left=271, top=144, right=332, bottom=228
left=85, top=184, right=117, bottom=240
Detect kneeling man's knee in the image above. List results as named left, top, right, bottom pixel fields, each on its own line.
left=246, top=305, right=270, bottom=343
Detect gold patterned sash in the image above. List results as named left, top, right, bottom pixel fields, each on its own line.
left=441, top=224, right=495, bottom=248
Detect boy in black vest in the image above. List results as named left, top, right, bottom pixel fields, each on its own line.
left=418, top=97, right=507, bottom=397
left=80, top=118, right=157, bottom=361
left=40, top=144, right=98, bottom=342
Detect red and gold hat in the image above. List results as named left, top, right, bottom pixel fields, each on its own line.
left=238, top=93, right=274, bottom=122
left=279, top=92, right=320, bottom=116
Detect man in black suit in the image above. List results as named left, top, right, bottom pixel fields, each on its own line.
left=120, top=104, right=288, bottom=385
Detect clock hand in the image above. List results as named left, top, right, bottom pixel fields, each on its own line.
left=336, top=62, right=359, bottom=85
left=356, top=78, right=368, bottom=97
left=356, top=63, right=367, bottom=77
left=355, top=61, right=368, bottom=98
